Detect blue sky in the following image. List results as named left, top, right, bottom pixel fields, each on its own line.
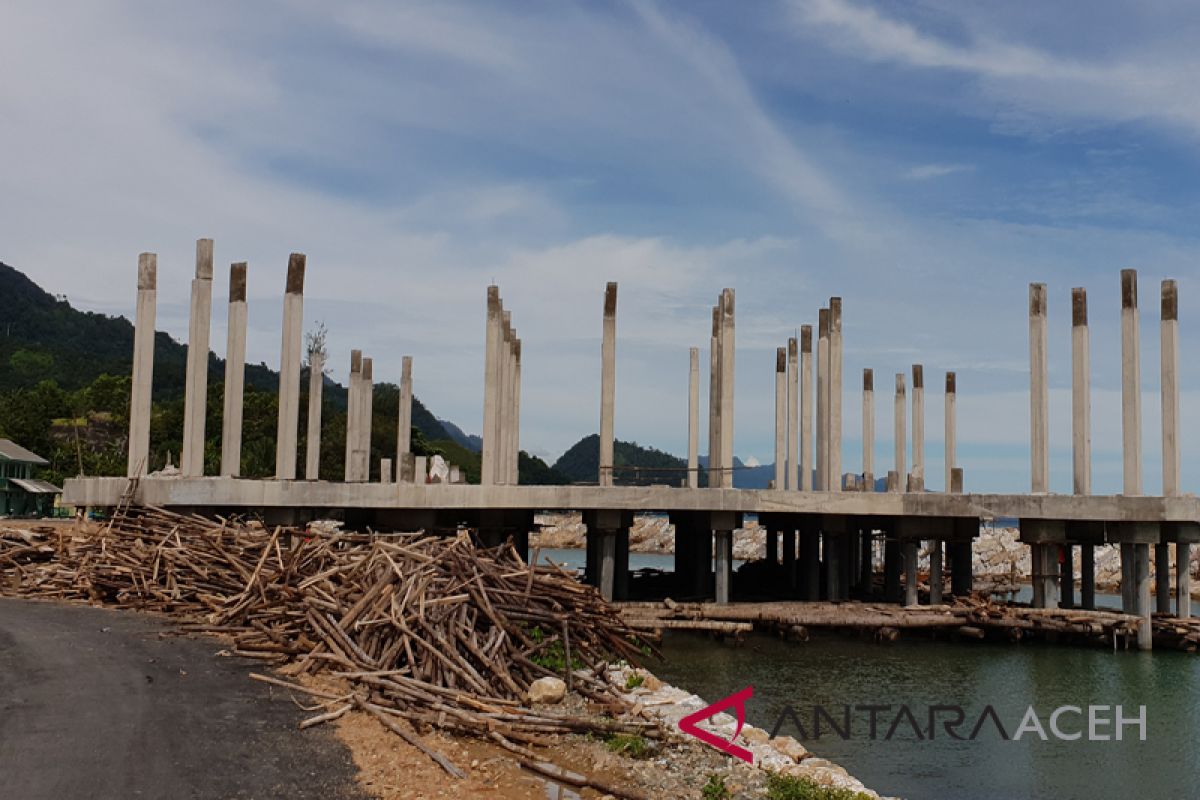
left=4, top=0, right=1200, bottom=493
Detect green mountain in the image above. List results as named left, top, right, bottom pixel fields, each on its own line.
left=552, top=433, right=695, bottom=486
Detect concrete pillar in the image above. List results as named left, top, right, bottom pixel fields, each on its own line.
left=599, top=282, right=617, bottom=487
left=482, top=286, right=502, bottom=485
left=715, top=529, right=733, bottom=603
left=903, top=541, right=919, bottom=606
left=359, top=357, right=374, bottom=481
left=182, top=238, right=214, bottom=478
left=1072, top=288, right=1092, bottom=495
left=944, top=372, right=956, bottom=493
left=787, top=337, right=799, bottom=490
left=783, top=529, right=797, bottom=590
left=303, top=350, right=323, bottom=480
left=1061, top=545, right=1075, bottom=609
left=688, top=347, right=700, bottom=488
left=1121, top=269, right=1142, bottom=495
left=1155, top=542, right=1171, bottom=614
left=825, top=533, right=841, bottom=601
left=862, top=369, right=874, bottom=490
left=774, top=347, right=786, bottom=490
left=816, top=308, right=829, bottom=491
left=800, top=526, right=820, bottom=601
left=1029, top=283, right=1049, bottom=494
left=1081, top=545, right=1096, bottom=610
left=884, top=526, right=902, bottom=602
left=397, top=356, right=413, bottom=470
left=829, top=298, right=843, bottom=491
left=127, top=253, right=157, bottom=477
left=414, top=455, right=427, bottom=484
left=719, top=289, right=735, bottom=489
left=512, top=339, right=522, bottom=484
left=1135, top=543, right=1153, bottom=650
left=1179, top=544, right=1192, bottom=619
left=708, top=306, right=722, bottom=488
left=800, top=326, right=813, bottom=491
left=220, top=262, right=247, bottom=477
left=380, top=458, right=392, bottom=484
left=911, top=364, right=924, bottom=490
left=929, top=541, right=943, bottom=605
left=1162, top=280, right=1184, bottom=616
left=344, top=350, right=361, bottom=481
left=501, top=313, right=514, bottom=485
left=599, top=529, right=617, bottom=601
left=894, top=373, right=906, bottom=483
left=275, top=253, right=306, bottom=480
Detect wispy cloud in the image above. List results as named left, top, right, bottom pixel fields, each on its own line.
left=904, top=163, right=975, bottom=180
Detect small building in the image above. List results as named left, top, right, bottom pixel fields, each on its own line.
left=0, top=439, right=61, bottom=517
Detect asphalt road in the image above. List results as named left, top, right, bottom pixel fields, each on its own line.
left=0, top=598, right=369, bottom=799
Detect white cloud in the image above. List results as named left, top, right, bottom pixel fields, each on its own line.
left=905, top=163, right=975, bottom=180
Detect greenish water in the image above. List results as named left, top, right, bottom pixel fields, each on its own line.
left=654, top=633, right=1200, bottom=800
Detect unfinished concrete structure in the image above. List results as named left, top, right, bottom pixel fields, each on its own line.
left=275, top=254, right=306, bottom=480
left=93, top=245, right=1200, bottom=643
left=126, top=253, right=156, bottom=477
left=181, top=239, right=213, bottom=478
left=221, top=263, right=249, bottom=477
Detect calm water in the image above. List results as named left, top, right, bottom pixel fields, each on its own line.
left=654, top=633, right=1200, bottom=800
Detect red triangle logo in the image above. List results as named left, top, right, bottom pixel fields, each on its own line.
left=678, top=686, right=755, bottom=764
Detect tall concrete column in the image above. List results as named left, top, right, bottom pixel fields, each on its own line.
left=501, top=312, right=514, bottom=485
left=220, top=263, right=248, bottom=477
left=304, top=350, right=323, bottom=480
left=512, top=339, right=522, bottom=484
left=715, top=529, right=733, bottom=603
left=944, top=372, right=956, bottom=493
left=359, top=357, right=374, bottom=481
left=829, top=298, right=843, bottom=491
left=773, top=347, right=786, bottom=489
left=719, top=289, right=735, bottom=489
left=599, top=282, right=617, bottom=487
left=929, top=541, right=943, bottom=605
left=903, top=541, right=919, bottom=606
left=182, top=239, right=214, bottom=477
left=344, top=350, right=361, bottom=481
left=1072, top=288, right=1095, bottom=608
left=1081, top=543, right=1096, bottom=610
left=1161, top=279, right=1181, bottom=615
left=482, top=286, right=502, bottom=485
left=894, top=373, right=906, bottom=483
left=862, top=369, right=874, bottom=490
left=688, top=347, right=700, bottom=488
left=127, top=253, right=157, bottom=477
left=1030, top=283, right=1049, bottom=494
left=911, top=364, right=924, bottom=490
left=708, top=305, right=722, bottom=488
left=1121, top=269, right=1143, bottom=495
left=787, top=337, right=799, bottom=491
left=275, top=253, right=306, bottom=480
left=397, top=355, right=413, bottom=472
left=800, top=326, right=813, bottom=491
left=816, top=309, right=829, bottom=491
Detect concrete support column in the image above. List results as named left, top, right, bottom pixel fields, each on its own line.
left=182, top=239, right=214, bottom=477
left=512, top=339, right=522, bottom=484
left=220, top=262, right=247, bottom=477
left=1134, top=543, right=1152, bottom=650
left=884, top=526, right=902, bottom=603
left=944, top=372, right=956, bottom=493
left=1155, top=543, right=1172, bottom=614
left=1178, top=543, right=1192, bottom=619
left=1121, top=269, right=1143, bottom=495
left=800, top=326, right=813, bottom=491
left=687, top=347, right=699, bottom=488
left=275, top=253, right=306, bottom=480
left=1162, top=280, right=1182, bottom=615
left=894, top=374, right=906, bottom=483
left=380, top=458, right=392, bottom=484
left=501, top=312, right=514, bottom=485
left=1061, top=545, right=1075, bottom=609
left=304, top=351, right=323, bottom=481
left=825, top=533, right=842, bottom=601
left=929, top=541, right=943, bottom=605
left=127, top=253, right=157, bottom=477
left=1072, top=288, right=1092, bottom=495
left=482, top=286, right=502, bottom=485
left=911, top=365, right=924, bottom=491
left=829, top=298, right=843, bottom=491
left=359, top=357, right=374, bottom=481
left=816, top=308, right=829, bottom=491
left=774, top=347, right=786, bottom=489
left=599, top=529, right=617, bottom=601
left=1081, top=545, right=1096, bottom=610
left=800, top=524, right=820, bottom=601
left=344, top=350, right=361, bottom=481
left=397, top=356, right=413, bottom=473
left=787, top=338, right=799, bottom=490
left=719, top=289, right=735, bottom=489
left=903, top=541, right=919, bottom=606
left=783, top=529, right=796, bottom=590
left=1030, top=283, right=1049, bottom=493
left=715, top=529, right=733, bottom=604
left=599, top=282, right=617, bottom=487
left=708, top=306, right=722, bottom=489
left=862, top=370, right=874, bottom=490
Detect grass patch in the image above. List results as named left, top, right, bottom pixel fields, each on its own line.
left=525, top=625, right=584, bottom=673
left=605, top=733, right=652, bottom=759
left=624, top=673, right=645, bottom=691
left=766, top=773, right=874, bottom=800
left=702, top=773, right=731, bottom=800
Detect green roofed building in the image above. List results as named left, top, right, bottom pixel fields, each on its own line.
left=0, top=439, right=61, bottom=517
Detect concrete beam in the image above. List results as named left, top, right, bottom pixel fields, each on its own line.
left=862, top=369, right=874, bottom=492
left=127, top=253, right=157, bottom=477
left=275, top=253, right=306, bottom=480
left=599, top=282, right=617, bottom=487
left=688, top=347, right=699, bottom=488
left=1121, top=269, right=1142, bottom=495
left=182, top=239, right=214, bottom=478
left=226, top=265, right=255, bottom=477
left=800, top=326, right=813, bottom=491
left=787, top=337, right=799, bottom=491
left=1030, top=283, right=1049, bottom=494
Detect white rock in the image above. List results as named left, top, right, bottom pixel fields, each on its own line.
left=527, top=676, right=567, bottom=704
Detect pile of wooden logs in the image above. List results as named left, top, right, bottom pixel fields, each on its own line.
left=0, top=504, right=659, bottom=788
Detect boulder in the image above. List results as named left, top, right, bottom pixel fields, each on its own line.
left=527, top=676, right=567, bottom=705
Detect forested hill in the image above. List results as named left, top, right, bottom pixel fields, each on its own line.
left=552, top=434, right=696, bottom=486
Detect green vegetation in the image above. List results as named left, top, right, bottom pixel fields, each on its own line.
left=702, top=774, right=731, bottom=800
left=604, top=733, right=651, bottom=759
left=552, top=433, right=697, bottom=485
left=525, top=625, right=584, bottom=673
left=765, top=773, right=874, bottom=800
left=624, top=673, right=645, bottom=691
